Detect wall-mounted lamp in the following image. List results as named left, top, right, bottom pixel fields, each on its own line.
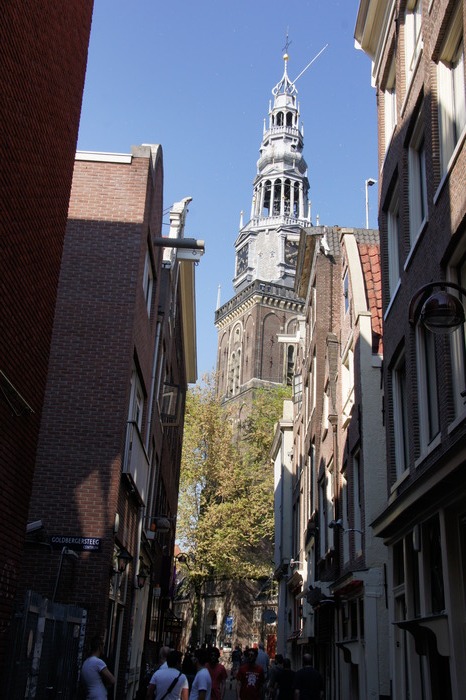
left=329, top=519, right=363, bottom=535
left=147, top=516, right=176, bottom=536
left=110, top=547, right=133, bottom=576
left=289, top=558, right=304, bottom=568
left=409, top=281, right=466, bottom=334
left=136, top=569, right=149, bottom=589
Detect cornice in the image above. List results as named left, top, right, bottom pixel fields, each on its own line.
left=215, top=281, right=304, bottom=329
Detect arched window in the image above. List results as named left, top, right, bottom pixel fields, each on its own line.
left=273, top=179, right=282, bottom=215
left=262, top=180, right=272, bottom=216
left=277, top=112, right=284, bottom=126
left=284, top=179, right=291, bottom=215
left=229, top=353, right=236, bottom=395
left=286, top=111, right=293, bottom=127
left=293, top=182, right=300, bottom=217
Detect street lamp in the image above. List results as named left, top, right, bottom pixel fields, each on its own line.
left=409, top=281, right=466, bottom=334
left=329, top=519, right=363, bottom=535
left=175, top=552, right=191, bottom=568
left=365, top=178, right=377, bottom=229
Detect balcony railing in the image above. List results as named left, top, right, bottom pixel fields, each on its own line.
left=122, top=421, right=150, bottom=505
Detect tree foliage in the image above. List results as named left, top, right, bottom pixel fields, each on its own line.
left=176, top=375, right=291, bottom=581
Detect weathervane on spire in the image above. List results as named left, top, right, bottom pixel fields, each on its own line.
left=282, top=29, right=292, bottom=56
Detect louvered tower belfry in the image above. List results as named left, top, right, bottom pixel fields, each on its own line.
left=215, top=52, right=310, bottom=418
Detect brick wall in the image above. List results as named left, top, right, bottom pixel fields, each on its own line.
left=0, top=0, right=93, bottom=668
left=21, top=152, right=163, bottom=628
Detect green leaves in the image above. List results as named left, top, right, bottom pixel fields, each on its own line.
left=177, top=375, right=290, bottom=581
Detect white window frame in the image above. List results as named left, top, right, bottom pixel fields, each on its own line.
left=392, top=348, right=410, bottom=479
left=129, top=367, right=144, bottom=432
left=341, top=344, right=354, bottom=427
left=384, top=58, right=397, bottom=152
left=437, top=6, right=465, bottom=176
left=387, top=183, right=400, bottom=299
left=326, top=460, right=335, bottom=552
left=416, top=324, right=440, bottom=452
left=408, top=111, right=428, bottom=247
left=142, top=250, right=154, bottom=316
left=405, top=0, right=422, bottom=86
left=343, top=269, right=350, bottom=314
left=341, top=470, right=350, bottom=564
left=352, top=452, right=363, bottom=556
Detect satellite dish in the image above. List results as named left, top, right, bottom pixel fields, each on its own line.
left=262, top=609, right=277, bottom=624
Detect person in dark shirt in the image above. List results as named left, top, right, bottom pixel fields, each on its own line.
left=293, top=654, right=323, bottom=700
left=275, top=659, right=294, bottom=700
left=236, top=648, right=265, bottom=700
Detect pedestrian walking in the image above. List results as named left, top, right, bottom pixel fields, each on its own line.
left=236, top=648, right=265, bottom=700
left=146, top=649, right=188, bottom=700
left=275, top=659, right=294, bottom=700
left=207, top=647, right=228, bottom=700
left=267, top=655, right=283, bottom=700
left=182, top=648, right=197, bottom=689
left=80, top=636, right=115, bottom=699
left=255, top=644, right=269, bottom=682
left=293, top=654, right=323, bottom=700
left=189, top=649, right=212, bottom=700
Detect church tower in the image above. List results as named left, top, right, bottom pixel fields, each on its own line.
left=215, top=52, right=309, bottom=418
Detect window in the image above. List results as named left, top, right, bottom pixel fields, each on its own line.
left=352, top=452, right=363, bottom=555
left=341, top=345, right=354, bottom=426
left=387, top=183, right=400, bottom=298
left=129, top=367, right=144, bottom=431
left=343, top=270, right=350, bottom=314
left=437, top=5, right=465, bottom=176
left=416, top=324, right=440, bottom=449
left=322, top=381, right=329, bottom=438
left=341, top=470, right=349, bottom=564
left=392, top=347, right=410, bottom=478
left=450, top=255, right=466, bottom=417
left=142, top=250, right=154, bottom=316
left=319, top=479, right=326, bottom=558
left=293, top=373, right=303, bottom=409
left=384, top=59, right=397, bottom=152
left=326, top=461, right=335, bottom=551
left=408, top=111, right=428, bottom=246
left=405, top=0, right=422, bottom=85
left=286, top=344, right=296, bottom=385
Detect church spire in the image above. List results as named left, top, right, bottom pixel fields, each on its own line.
left=233, top=49, right=310, bottom=293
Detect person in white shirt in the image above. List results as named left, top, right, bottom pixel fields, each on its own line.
left=80, top=636, right=115, bottom=700
left=189, top=649, right=212, bottom=700
left=146, top=650, right=189, bottom=700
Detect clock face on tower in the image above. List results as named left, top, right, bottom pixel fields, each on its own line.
left=284, top=238, right=299, bottom=266
left=236, top=244, right=248, bottom=275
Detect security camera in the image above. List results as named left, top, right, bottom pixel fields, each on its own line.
left=26, top=520, right=43, bottom=533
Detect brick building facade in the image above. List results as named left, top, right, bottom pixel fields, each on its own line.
left=0, top=0, right=93, bottom=684
left=273, top=226, right=388, bottom=698
left=6, top=147, right=202, bottom=699
left=356, top=0, right=466, bottom=697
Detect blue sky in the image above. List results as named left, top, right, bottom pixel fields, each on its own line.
left=77, top=0, right=378, bottom=380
